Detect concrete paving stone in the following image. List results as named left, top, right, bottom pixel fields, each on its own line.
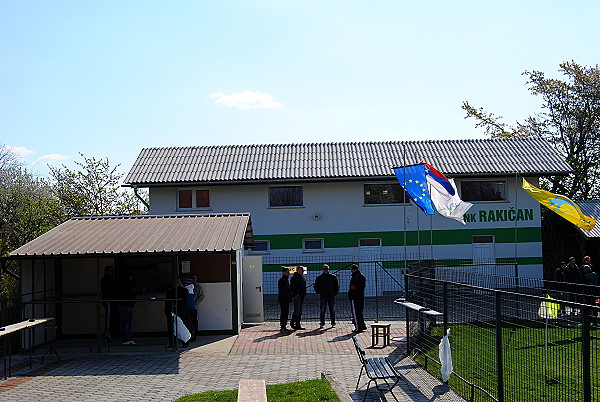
left=0, top=321, right=464, bottom=401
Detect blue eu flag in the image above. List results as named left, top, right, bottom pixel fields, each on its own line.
left=393, top=164, right=435, bottom=215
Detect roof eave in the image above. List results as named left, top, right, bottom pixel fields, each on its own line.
left=125, top=170, right=572, bottom=187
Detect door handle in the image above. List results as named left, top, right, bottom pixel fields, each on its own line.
left=256, top=286, right=262, bottom=292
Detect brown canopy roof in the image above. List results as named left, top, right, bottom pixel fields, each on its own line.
left=9, top=214, right=253, bottom=258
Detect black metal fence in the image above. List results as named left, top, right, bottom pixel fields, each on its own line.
left=262, top=254, right=417, bottom=322
left=404, top=271, right=600, bottom=402
left=260, top=255, right=518, bottom=322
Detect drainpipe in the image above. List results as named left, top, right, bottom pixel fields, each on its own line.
left=133, top=186, right=150, bottom=210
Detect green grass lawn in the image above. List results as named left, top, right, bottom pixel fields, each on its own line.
left=173, top=378, right=341, bottom=402
left=414, top=322, right=600, bottom=401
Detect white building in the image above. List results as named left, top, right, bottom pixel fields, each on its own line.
left=125, top=138, right=570, bottom=295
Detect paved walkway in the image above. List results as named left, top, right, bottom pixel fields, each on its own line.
left=0, top=321, right=464, bottom=401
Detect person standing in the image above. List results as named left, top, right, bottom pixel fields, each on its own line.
left=565, top=256, right=583, bottom=303
left=314, top=264, right=339, bottom=329
left=289, top=266, right=307, bottom=330
left=191, top=274, right=205, bottom=339
left=101, top=266, right=117, bottom=342
left=583, top=256, right=594, bottom=271
left=277, top=267, right=292, bottom=331
left=182, top=278, right=197, bottom=342
left=117, top=272, right=137, bottom=345
left=348, top=264, right=367, bottom=333
left=583, top=264, right=598, bottom=285
left=564, top=257, right=582, bottom=284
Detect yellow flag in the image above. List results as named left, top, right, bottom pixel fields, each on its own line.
left=522, top=179, right=596, bottom=231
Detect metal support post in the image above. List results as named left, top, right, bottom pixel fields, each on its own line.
left=581, top=305, right=591, bottom=402
left=495, top=292, right=504, bottom=402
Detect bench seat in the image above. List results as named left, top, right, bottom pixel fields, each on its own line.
left=352, top=336, right=402, bottom=401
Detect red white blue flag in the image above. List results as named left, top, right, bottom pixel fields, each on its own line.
left=423, top=163, right=455, bottom=196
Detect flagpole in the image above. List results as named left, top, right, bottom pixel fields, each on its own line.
left=515, top=171, right=521, bottom=318
left=514, top=171, right=519, bottom=285
left=417, top=200, right=421, bottom=264
left=514, top=171, right=518, bottom=266
left=430, top=214, right=433, bottom=263
left=403, top=142, right=407, bottom=277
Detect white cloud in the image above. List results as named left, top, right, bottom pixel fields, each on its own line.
left=209, top=91, right=285, bottom=110
left=33, top=154, right=70, bottom=166
left=3, top=145, right=36, bottom=158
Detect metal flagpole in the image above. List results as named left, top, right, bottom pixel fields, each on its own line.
left=514, top=171, right=518, bottom=267
left=430, top=214, right=434, bottom=263
left=417, top=201, right=421, bottom=264
left=514, top=171, right=520, bottom=301
left=403, top=143, right=407, bottom=272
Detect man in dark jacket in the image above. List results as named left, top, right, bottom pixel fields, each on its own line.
left=278, top=267, right=292, bottom=331
left=289, top=266, right=307, bottom=330
left=348, top=264, right=367, bottom=333
left=314, top=264, right=339, bottom=329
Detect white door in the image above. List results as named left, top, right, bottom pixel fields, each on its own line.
left=242, top=256, right=264, bottom=323
left=197, top=283, right=233, bottom=330
left=473, top=236, right=496, bottom=289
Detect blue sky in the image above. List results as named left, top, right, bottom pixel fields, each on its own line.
left=1, top=1, right=599, bottom=179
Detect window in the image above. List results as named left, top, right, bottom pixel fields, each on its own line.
left=196, top=190, right=210, bottom=208
left=461, top=181, right=506, bottom=202
left=178, top=189, right=210, bottom=209
left=303, top=238, right=324, bottom=252
left=473, top=235, right=494, bottom=244
left=250, top=240, right=270, bottom=254
left=364, top=184, right=408, bottom=204
left=269, top=186, right=303, bottom=207
left=359, top=238, right=382, bottom=247
left=178, top=190, right=193, bottom=209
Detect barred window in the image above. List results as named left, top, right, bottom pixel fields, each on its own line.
left=364, top=184, right=408, bottom=204
left=269, top=186, right=303, bottom=207
left=461, top=181, right=506, bottom=201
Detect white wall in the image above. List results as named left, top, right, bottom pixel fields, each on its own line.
left=148, top=177, right=544, bottom=287
left=149, top=177, right=541, bottom=241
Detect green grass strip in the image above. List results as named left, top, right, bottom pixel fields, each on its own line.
left=173, top=378, right=340, bottom=402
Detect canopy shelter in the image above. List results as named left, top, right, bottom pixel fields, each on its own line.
left=4, top=213, right=254, bottom=350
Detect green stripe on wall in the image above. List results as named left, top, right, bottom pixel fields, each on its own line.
left=255, top=227, right=541, bottom=250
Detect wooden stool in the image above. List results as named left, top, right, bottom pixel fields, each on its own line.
left=371, top=323, right=391, bottom=347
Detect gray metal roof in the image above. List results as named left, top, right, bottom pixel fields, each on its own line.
left=9, top=214, right=253, bottom=257
left=124, top=138, right=571, bottom=186
left=576, top=201, right=600, bottom=238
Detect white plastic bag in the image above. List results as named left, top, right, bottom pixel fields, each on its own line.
left=172, top=313, right=191, bottom=343
left=438, top=328, right=453, bottom=383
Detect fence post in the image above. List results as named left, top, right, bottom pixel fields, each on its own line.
left=581, top=305, right=591, bottom=402
left=514, top=263, right=520, bottom=319
left=96, top=259, right=102, bottom=353
left=443, top=281, right=448, bottom=333
left=405, top=274, right=411, bottom=355
left=375, top=260, right=379, bottom=322
left=495, top=291, right=504, bottom=402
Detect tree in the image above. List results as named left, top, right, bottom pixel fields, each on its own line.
left=463, top=61, right=600, bottom=200
left=0, top=147, right=63, bottom=256
left=48, top=153, right=147, bottom=218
